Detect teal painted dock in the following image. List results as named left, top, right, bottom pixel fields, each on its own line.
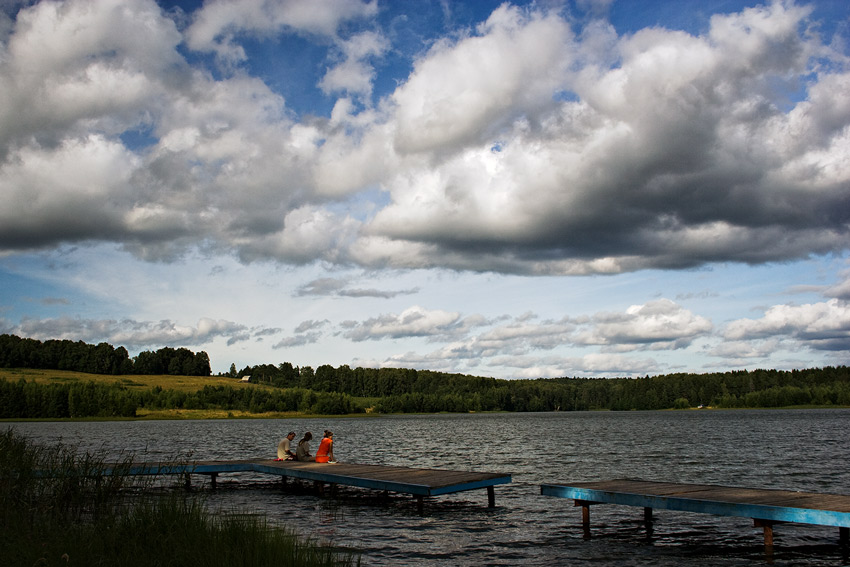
left=541, top=479, right=850, bottom=547
left=107, top=459, right=511, bottom=513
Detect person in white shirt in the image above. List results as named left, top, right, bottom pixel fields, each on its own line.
left=277, top=431, right=296, bottom=460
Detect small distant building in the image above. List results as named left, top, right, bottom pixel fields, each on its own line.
left=241, top=375, right=252, bottom=383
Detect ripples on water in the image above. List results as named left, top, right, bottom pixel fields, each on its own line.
left=10, top=409, right=850, bottom=566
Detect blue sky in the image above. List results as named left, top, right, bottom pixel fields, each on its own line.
left=1, top=0, right=849, bottom=378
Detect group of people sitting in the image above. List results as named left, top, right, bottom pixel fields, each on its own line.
left=276, top=430, right=336, bottom=463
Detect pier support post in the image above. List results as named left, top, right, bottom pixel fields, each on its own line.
left=643, top=506, right=654, bottom=538
left=574, top=499, right=601, bottom=539
left=210, top=473, right=217, bottom=490
left=487, top=486, right=495, bottom=508
left=575, top=500, right=591, bottom=529
left=840, top=526, right=849, bottom=546
left=415, top=495, right=424, bottom=515
left=754, top=519, right=776, bottom=547
left=580, top=503, right=592, bottom=539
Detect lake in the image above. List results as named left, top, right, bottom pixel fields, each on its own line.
left=9, top=409, right=850, bottom=566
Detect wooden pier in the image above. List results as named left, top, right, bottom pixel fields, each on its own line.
left=106, top=459, right=511, bottom=513
left=541, top=479, right=850, bottom=547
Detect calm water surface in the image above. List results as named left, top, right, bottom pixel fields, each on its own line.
left=10, top=410, right=850, bottom=566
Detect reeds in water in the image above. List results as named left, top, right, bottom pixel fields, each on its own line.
left=0, top=428, right=359, bottom=567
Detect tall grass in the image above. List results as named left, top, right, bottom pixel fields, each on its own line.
left=0, top=428, right=359, bottom=567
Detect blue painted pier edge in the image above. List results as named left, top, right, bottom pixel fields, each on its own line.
left=541, top=479, right=850, bottom=547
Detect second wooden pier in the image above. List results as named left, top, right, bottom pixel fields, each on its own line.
left=541, top=479, right=850, bottom=547
left=107, top=459, right=511, bottom=513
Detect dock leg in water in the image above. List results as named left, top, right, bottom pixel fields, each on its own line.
left=839, top=526, right=848, bottom=547
left=576, top=501, right=591, bottom=527
left=643, top=507, right=654, bottom=539
left=576, top=500, right=593, bottom=538
left=754, top=519, right=777, bottom=548
left=416, top=495, right=424, bottom=515
left=487, top=486, right=495, bottom=507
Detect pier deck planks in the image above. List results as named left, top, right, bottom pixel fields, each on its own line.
left=541, top=479, right=850, bottom=546
left=106, top=459, right=510, bottom=508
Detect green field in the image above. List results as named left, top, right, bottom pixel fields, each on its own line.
left=0, top=367, right=256, bottom=391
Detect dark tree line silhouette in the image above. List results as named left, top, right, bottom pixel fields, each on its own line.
left=234, top=362, right=850, bottom=413
left=0, top=381, right=357, bottom=419
left=0, top=334, right=210, bottom=376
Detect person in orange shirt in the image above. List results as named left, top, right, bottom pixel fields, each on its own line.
left=315, top=430, right=336, bottom=463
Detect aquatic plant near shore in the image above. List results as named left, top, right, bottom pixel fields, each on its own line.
left=0, top=428, right=359, bottom=567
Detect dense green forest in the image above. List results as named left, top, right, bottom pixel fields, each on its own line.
left=234, top=362, right=850, bottom=412
left=0, top=334, right=211, bottom=376
left=0, top=380, right=358, bottom=419
left=2, top=334, right=850, bottom=418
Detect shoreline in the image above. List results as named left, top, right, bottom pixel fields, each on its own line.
left=0, top=409, right=378, bottom=422
left=2, top=404, right=848, bottom=423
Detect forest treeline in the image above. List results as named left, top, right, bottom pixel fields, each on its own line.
left=0, top=334, right=211, bottom=376
left=0, top=381, right=358, bottom=419
left=236, top=362, right=850, bottom=413
left=1, top=334, right=850, bottom=418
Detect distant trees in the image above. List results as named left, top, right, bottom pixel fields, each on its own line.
left=233, top=362, right=850, bottom=413
left=2, top=334, right=850, bottom=417
left=133, top=347, right=211, bottom=376
left=2, top=364, right=849, bottom=420
left=0, top=380, right=136, bottom=418
left=0, top=335, right=210, bottom=376
left=0, top=380, right=362, bottom=419
left=0, top=335, right=134, bottom=375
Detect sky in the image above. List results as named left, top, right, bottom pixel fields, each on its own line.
left=1, top=0, right=849, bottom=379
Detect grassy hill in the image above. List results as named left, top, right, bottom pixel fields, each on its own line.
left=0, top=368, right=310, bottom=419
left=0, top=368, right=255, bottom=392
